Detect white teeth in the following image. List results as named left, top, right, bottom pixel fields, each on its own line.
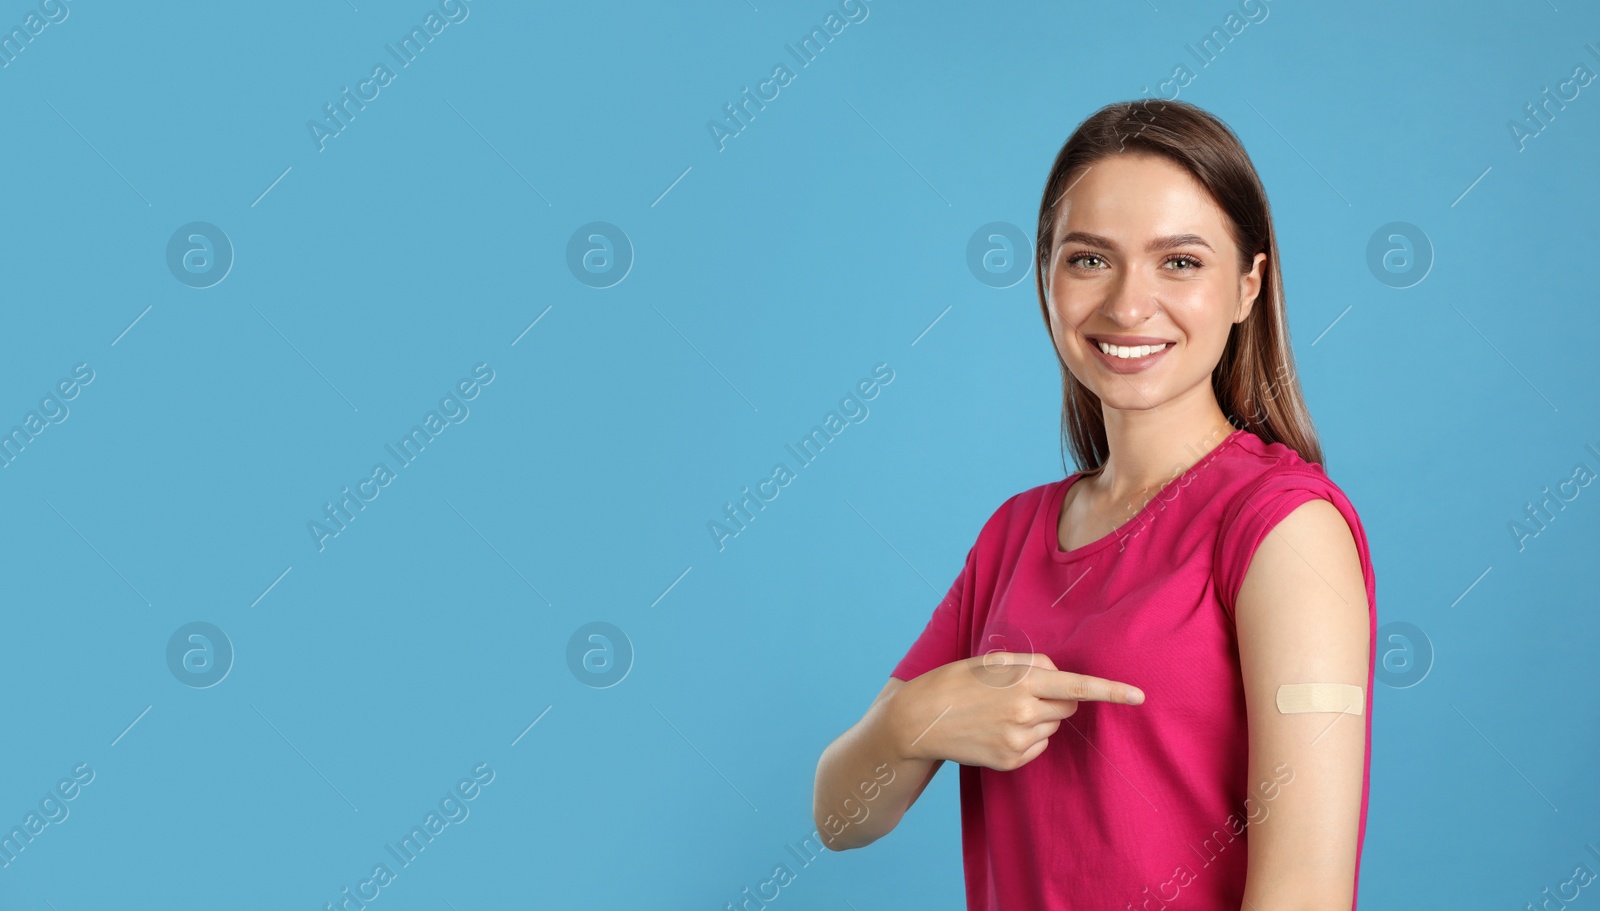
left=1097, top=341, right=1170, bottom=359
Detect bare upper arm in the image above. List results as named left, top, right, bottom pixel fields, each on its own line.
left=1234, top=498, right=1370, bottom=909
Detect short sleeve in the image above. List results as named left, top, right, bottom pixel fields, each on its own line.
left=889, top=542, right=976, bottom=682
left=1214, top=465, right=1375, bottom=622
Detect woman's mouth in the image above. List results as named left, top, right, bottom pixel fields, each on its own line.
left=1087, top=337, right=1174, bottom=374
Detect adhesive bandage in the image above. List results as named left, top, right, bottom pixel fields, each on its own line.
left=1275, top=683, right=1364, bottom=715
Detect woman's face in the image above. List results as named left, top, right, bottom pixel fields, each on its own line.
left=1044, top=152, right=1266, bottom=415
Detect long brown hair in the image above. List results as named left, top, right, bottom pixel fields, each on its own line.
left=1032, top=98, right=1323, bottom=472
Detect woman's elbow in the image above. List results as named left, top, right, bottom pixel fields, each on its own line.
left=810, top=805, right=887, bottom=852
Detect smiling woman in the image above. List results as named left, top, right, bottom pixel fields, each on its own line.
left=812, top=99, right=1377, bottom=911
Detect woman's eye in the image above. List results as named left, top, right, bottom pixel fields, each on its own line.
left=1065, top=253, right=1201, bottom=271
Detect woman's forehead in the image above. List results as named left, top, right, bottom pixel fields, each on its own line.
left=1053, top=159, right=1228, bottom=241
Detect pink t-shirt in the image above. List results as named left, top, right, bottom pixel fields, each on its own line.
left=890, top=428, right=1376, bottom=910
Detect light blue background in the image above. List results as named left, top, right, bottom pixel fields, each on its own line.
left=1, top=0, right=1597, bottom=907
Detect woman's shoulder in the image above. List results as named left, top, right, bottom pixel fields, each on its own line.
left=1213, top=428, right=1345, bottom=494
left=1211, top=430, right=1376, bottom=616
left=1198, top=429, right=1368, bottom=544
left=950, top=477, right=1070, bottom=556
left=1211, top=429, right=1370, bottom=552
left=982, top=477, right=1066, bottom=530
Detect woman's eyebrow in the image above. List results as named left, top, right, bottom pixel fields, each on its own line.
left=1055, top=231, right=1215, bottom=254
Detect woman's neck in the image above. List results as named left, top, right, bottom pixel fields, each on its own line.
left=1093, top=410, right=1239, bottom=503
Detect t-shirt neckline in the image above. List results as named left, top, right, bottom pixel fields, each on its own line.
left=1046, top=428, right=1247, bottom=562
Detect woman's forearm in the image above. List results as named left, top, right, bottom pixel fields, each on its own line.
left=812, top=682, right=943, bottom=851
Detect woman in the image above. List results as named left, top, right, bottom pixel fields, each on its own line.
left=812, top=99, right=1376, bottom=910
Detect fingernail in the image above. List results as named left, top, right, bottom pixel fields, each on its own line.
left=1129, top=689, right=1145, bottom=704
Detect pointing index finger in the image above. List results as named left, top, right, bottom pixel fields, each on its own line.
left=1032, top=669, right=1145, bottom=705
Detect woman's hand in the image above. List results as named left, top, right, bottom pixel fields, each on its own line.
left=890, top=652, right=1145, bottom=771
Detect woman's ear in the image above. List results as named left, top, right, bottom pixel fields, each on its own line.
left=1236, top=251, right=1267, bottom=323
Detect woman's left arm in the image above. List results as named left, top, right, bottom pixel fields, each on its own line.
left=1234, top=497, right=1371, bottom=911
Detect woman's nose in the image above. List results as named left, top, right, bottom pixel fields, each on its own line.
left=1099, top=271, right=1160, bottom=325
